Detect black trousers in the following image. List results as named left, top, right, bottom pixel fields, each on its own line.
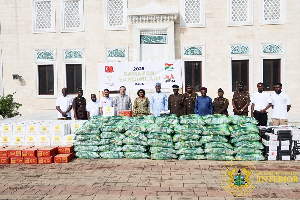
left=253, top=110, right=268, bottom=126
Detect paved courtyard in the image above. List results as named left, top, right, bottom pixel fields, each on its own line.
left=0, top=159, right=300, bottom=200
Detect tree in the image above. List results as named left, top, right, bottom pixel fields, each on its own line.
left=0, top=92, right=22, bottom=119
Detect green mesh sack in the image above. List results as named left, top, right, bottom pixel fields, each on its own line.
left=174, top=126, right=202, bottom=135
left=149, top=147, right=177, bottom=154
left=150, top=152, right=177, bottom=160
left=146, top=133, right=173, bottom=141
left=235, top=153, right=265, bottom=161
left=233, top=141, right=264, bottom=149
left=173, top=134, right=201, bottom=142
left=230, top=133, right=261, bottom=143
left=147, top=139, right=174, bottom=148
left=200, top=136, right=228, bottom=143
left=123, top=138, right=148, bottom=146
left=179, top=114, right=204, bottom=125
left=204, top=148, right=234, bottom=155
left=100, top=126, right=117, bottom=132
left=110, top=138, right=123, bottom=146
left=126, top=124, right=148, bottom=132
left=148, top=125, right=174, bottom=134
left=176, top=148, right=204, bottom=155
left=75, top=151, right=100, bottom=159
left=74, top=134, right=101, bottom=141
left=74, top=140, right=105, bottom=146
left=202, top=124, right=231, bottom=136
left=204, top=142, right=233, bottom=149
left=74, top=145, right=100, bottom=152
left=99, top=151, right=124, bottom=159
left=234, top=148, right=263, bottom=155
left=124, top=152, right=150, bottom=159
left=202, top=114, right=231, bottom=125
left=100, top=132, right=122, bottom=139
left=122, top=145, right=147, bottom=152
left=123, top=131, right=147, bottom=141
left=229, top=124, right=259, bottom=136
left=205, top=154, right=234, bottom=161
left=174, top=141, right=202, bottom=149
left=178, top=154, right=205, bottom=160
left=98, top=145, right=123, bottom=152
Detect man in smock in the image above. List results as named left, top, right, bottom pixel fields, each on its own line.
left=150, top=82, right=168, bottom=116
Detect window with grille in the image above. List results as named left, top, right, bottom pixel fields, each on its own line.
left=32, top=0, right=55, bottom=33
left=232, top=60, right=249, bottom=91
left=180, top=0, right=205, bottom=28
left=38, top=65, right=54, bottom=95
left=185, top=61, right=202, bottom=92
left=259, top=0, right=286, bottom=25
left=228, top=0, right=253, bottom=26
left=104, top=0, right=128, bottom=30
left=263, top=59, right=281, bottom=91
left=66, top=64, right=82, bottom=94
left=61, top=0, right=84, bottom=32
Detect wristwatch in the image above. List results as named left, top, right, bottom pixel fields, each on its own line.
left=241, top=109, right=243, bottom=112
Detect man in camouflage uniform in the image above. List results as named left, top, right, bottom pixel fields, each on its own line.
left=183, top=84, right=198, bottom=115
left=168, top=85, right=184, bottom=116
left=213, top=88, right=229, bottom=116
left=232, top=81, right=251, bottom=116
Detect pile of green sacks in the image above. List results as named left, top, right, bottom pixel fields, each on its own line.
left=74, top=114, right=264, bottom=161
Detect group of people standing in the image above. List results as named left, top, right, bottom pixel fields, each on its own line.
left=55, top=81, right=291, bottom=126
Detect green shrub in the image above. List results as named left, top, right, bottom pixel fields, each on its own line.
left=0, top=92, right=22, bottom=119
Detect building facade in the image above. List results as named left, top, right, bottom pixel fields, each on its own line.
left=0, top=0, right=299, bottom=116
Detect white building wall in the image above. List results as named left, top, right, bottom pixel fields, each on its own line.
left=0, top=0, right=299, bottom=116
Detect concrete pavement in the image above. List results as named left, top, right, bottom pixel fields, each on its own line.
left=0, top=159, right=300, bottom=200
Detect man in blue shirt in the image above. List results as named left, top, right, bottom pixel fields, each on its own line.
left=194, top=87, right=213, bottom=116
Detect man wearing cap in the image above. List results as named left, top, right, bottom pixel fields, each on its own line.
left=150, top=83, right=168, bottom=116
left=270, top=83, right=291, bottom=126
left=72, top=88, right=87, bottom=120
left=232, top=81, right=251, bottom=116
left=183, top=83, right=198, bottom=115
left=213, top=88, right=229, bottom=116
left=168, top=85, right=184, bottom=116
left=194, top=87, right=213, bottom=116
left=114, top=86, right=132, bottom=116
left=251, top=82, right=272, bottom=126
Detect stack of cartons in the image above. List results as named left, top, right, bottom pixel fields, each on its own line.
left=54, top=145, right=75, bottom=163
left=25, top=122, right=40, bottom=146
left=51, top=121, right=70, bottom=146
left=261, top=131, right=279, bottom=161
left=37, top=146, right=58, bottom=164
left=0, top=146, right=10, bottom=164
left=8, top=146, right=26, bottom=164
left=12, top=123, right=26, bottom=146
left=23, top=146, right=40, bottom=164
left=0, top=124, right=13, bottom=146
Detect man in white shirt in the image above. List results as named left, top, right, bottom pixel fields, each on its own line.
left=100, top=89, right=114, bottom=115
left=271, top=83, right=291, bottom=126
left=86, top=94, right=100, bottom=119
left=251, top=82, right=272, bottom=126
left=56, top=88, right=72, bottom=120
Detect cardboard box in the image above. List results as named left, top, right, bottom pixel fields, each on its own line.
left=11, top=135, right=25, bottom=146
left=58, top=145, right=74, bottom=154
left=64, top=134, right=75, bottom=145
left=26, top=124, right=39, bottom=135
left=24, top=135, right=38, bottom=146
left=40, top=124, right=51, bottom=135
left=38, top=156, right=53, bottom=164
left=8, top=148, right=24, bottom=157
left=1, top=124, right=13, bottom=135
left=268, top=150, right=277, bottom=156
left=37, top=135, right=51, bottom=146
left=51, top=134, right=64, bottom=146
left=37, top=147, right=58, bottom=157
left=24, top=157, right=38, bottom=164
left=0, top=157, right=10, bottom=164
left=262, top=138, right=279, bottom=146
left=52, top=123, right=69, bottom=135
left=54, top=153, right=74, bottom=163
left=22, top=148, right=37, bottom=157
left=265, top=155, right=277, bottom=161
left=0, top=136, right=12, bottom=146
left=0, top=148, right=8, bottom=157
left=119, top=110, right=132, bottom=117
left=13, top=124, right=26, bottom=136
left=10, top=157, right=24, bottom=164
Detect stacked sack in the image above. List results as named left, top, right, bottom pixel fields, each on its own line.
left=148, top=115, right=178, bottom=160
left=122, top=116, right=152, bottom=159
left=229, top=115, right=265, bottom=161
left=99, top=116, right=128, bottom=159
left=174, top=115, right=204, bottom=160
left=74, top=116, right=102, bottom=159
left=201, top=115, right=235, bottom=161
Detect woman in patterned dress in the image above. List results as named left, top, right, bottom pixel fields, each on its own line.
left=133, top=89, right=150, bottom=117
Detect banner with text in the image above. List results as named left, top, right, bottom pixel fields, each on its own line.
left=98, top=60, right=182, bottom=91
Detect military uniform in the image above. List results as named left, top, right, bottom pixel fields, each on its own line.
left=183, top=93, right=198, bottom=115
left=232, top=90, right=250, bottom=116
left=73, top=96, right=87, bottom=120
left=213, top=97, right=229, bottom=116
left=168, top=94, right=184, bottom=116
